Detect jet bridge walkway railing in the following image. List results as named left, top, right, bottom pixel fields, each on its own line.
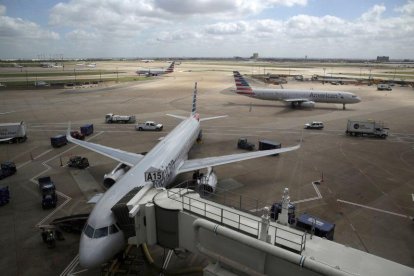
left=166, top=184, right=306, bottom=254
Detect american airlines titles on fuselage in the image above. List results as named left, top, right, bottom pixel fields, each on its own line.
left=233, top=71, right=361, bottom=109
left=66, top=82, right=300, bottom=268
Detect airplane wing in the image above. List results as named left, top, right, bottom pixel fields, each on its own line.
left=177, top=144, right=300, bottom=173
left=283, top=98, right=310, bottom=103
left=66, top=132, right=144, bottom=167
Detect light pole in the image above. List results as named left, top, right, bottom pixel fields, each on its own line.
left=116, top=67, right=119, bottom=83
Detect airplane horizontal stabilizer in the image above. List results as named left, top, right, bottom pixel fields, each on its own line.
left=200, top=115, right=228, bottom=122
left=177, top=144, right=300, bottom=173
left=66, top=123, right=144, bottom=167
left=166, top=114, right=187, bottom=120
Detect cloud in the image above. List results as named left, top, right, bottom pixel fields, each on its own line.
left=0, top=5, right=6, bottom=16
left=395, top=0, right=414, bottom=15
left=155, top=30, right=201, bottom=42
left=360, top=4, right=386, bottom=21
left=0, top=10, right=59, bottom=40
left=205, top=22, right=249, bottom=34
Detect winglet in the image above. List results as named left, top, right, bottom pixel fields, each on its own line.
left=66, top=122, right=72, bottom=142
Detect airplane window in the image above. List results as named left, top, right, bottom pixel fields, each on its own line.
left=93, top=226, right=108, bottom=238
left=84, top=224, right=94, bottom=238
left=109, top=224, right=119, bottom=234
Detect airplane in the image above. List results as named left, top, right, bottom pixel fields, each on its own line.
left=141, top=59, right=154, bottom=63
left=66, top=83, right=300, bottom=268
left=233, top=71, right=361, bottom=109
left=136, top=61, right=175, bottom=76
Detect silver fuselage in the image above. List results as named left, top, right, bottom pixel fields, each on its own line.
left=80, top=116, right=200, bottom=267
left=244, top=88, right=361, bottom=104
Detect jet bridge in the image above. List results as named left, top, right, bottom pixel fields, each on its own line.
left=126, top=184, right=414, bottom=276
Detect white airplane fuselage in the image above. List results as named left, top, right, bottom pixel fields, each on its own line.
left=79, top=117, right=200, bottom=267
left=244, top=88, right=361, bottom=105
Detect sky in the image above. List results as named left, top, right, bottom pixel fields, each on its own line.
left=0, top=0, right=413, bottom=59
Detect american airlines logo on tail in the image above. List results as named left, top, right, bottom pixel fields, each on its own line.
left=165, top=61, right=175, bottom=73
left=233, top=71, right=254, bottom=95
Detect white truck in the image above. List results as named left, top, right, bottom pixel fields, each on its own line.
left=377, top=84, right=392, bottom=91
left=346, top=120, right=388, bottom=138
left=0, top=121, right=27, bottom=143
left=105, top=113, right=136, bottom=124
left=135, top=121, right=163, bottom=131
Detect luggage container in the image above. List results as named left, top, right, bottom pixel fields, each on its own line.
left=296, top=213, right=335, bottom=240
left=80, top=124, right=94, bottom=136
left=50, top=134, right=67, bottom=148
left=258, top=139, right=281, bottom=156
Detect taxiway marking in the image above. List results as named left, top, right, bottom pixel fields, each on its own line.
left=337, top=199, right=409, bottom=219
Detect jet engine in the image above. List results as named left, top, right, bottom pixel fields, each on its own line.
left=301, top=101, right=315, bottom=108
left=197, top=167, right=218, bottom=195
left=103, top=163, right=130, bottom=187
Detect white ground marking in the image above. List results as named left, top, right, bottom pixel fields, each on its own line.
left=412, top=194, right=414, bottom=202
left=60, top=254, right=80, bottom=276
left=250, top=182, right=323, bottom=212
left=337, top=199, right=409, bottom=219
left=26, top=132, right=104, bottom=227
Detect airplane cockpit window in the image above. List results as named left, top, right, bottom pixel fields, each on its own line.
left=84, top=224, right=94, bottom=238
left=109, top=224, right=119, bottom=234
left=93, top=226, right=108, bottom=238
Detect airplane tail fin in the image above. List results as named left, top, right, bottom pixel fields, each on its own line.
left=165, top=61, right=175, bottom=73
left=168, top=82, right=226, bottom=122
left=191, top=82, right=197, bottom=117
left=233, top=71, right=254, bottom=95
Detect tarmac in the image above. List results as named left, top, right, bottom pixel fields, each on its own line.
left=0, top=61, right=413, bottom=275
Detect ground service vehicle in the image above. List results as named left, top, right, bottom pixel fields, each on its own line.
left=0, top=186, right=10, bottom=206
left=346, top=119, right=388, bottom=138
left=135, top=121, right=163, bottom=131
left=80, top=124, right=94, bottom=136
left=0, top=161, right=17, bottom=180
left=50, top=134, right=67, bottom=148
left=296, top=213, right=335, bottom=240
left=237, top=138, right=255, bottom=151
left=270, top=202, right=296, bottom=224
left=67, top=156, right=89, bottom=169
left=305, top=121, right=324, bottom=129
left=259, top=140, right=281, bottom=156
left=377, top=84, right=392, bottom=91
left=70, top=131, right=85, bottom=140
left=0, top=122, right=27, bottom=143
left=105, top=113, right=136, bottom=123
left=38, top=176, right=57, bottom=209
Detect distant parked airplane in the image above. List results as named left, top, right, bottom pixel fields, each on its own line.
left=136, top=61, right=175, bottom=76
left=233, top=71, right=361, bottom=109
left=67, top=82, right=300, bottom=268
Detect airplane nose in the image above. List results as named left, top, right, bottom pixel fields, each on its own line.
left=79, top=232, right=125, bottom=268
left=356, top=96, right=361, bottom=103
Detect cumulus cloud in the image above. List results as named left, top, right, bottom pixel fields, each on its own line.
left=360, top=4, right=386, bottom=21
left=156, top=30, right=201, bottom=42
left=0, top=5, right=6, bottom=16
left=395, top=0, right=414, bottom=15
left=2, top=1, right=414, bottom=59
left=205, top=22, right=249, bottom=35
left=0, top=9, right=59, bottom=40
